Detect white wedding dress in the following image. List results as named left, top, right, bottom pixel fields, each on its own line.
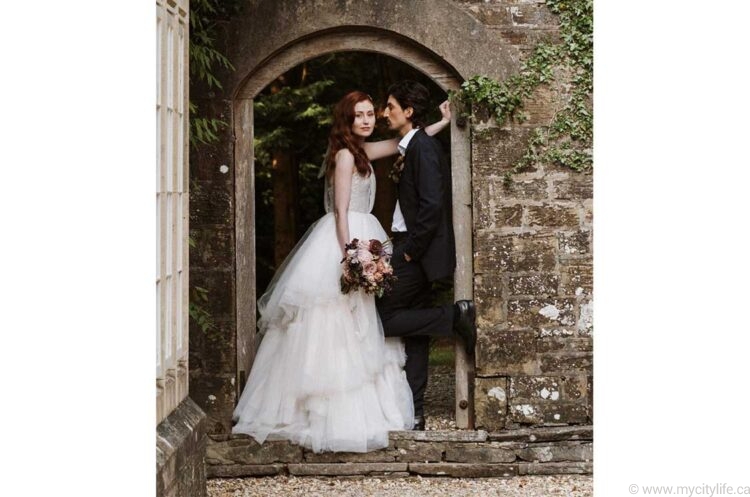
left=231, top=165, right=414, bottom=453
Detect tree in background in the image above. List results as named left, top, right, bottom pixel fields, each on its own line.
left=253, top=52, right=448, bottom=292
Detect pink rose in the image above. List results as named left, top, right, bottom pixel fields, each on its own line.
left=358, top=249, right=373, bottom=264
left=363, top=262, right=377, bottom=275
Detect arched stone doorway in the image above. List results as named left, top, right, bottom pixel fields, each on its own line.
left=232, top=28, right=475, bottom=428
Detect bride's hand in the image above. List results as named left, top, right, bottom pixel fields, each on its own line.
left=438, top=100, right=451, bottom=123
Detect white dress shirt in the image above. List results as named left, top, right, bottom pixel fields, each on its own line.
left=391, top=128, right=420, bottom=232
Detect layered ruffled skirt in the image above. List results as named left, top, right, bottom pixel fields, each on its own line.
left=231, top=211, right=414, bottom=453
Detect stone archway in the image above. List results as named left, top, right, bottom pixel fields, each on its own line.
left=232, top=27, right=475, bottom=428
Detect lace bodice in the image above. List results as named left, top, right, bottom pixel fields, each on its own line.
left=324, top=165, right=376, bottom=214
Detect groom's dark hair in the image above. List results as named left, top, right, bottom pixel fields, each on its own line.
left=387, top=80, right=430, bottom=129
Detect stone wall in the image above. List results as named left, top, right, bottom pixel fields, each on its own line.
left=189, top=0, right=591, bottom=436
left=470, top=70, right=593, bottom=430
left=157, top=398, right=208, bottom=497
left=205, top=427, right=592, bottom=478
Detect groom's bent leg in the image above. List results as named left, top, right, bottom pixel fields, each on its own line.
left=404, top=335, right=430, bottom=418
left=382, top=304, right=454, bottom=338
left=377, top=257, right=455, bottom=338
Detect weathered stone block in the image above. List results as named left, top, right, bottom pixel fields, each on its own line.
left=474, top=377, right=508, bottom=432
left=518, top=461, right=593, bottom=475
left=510, top=376, right=563, bottom=402
left=409, top=463, right=518, bottom=478
left=472, top=127, right=536, bottom=176
left=510, top=3, right=559, bottom=26
left=502, top=178, right=549, bottom=201
left=474, top=273, right=505, bottom=327
left=508, top=273, right=559, bottom=296
left=189, top=180, right=233, bottom=226
left=578, top=299, right=593, bottom=336
left=510, top=375, right=589, bottom=403
left=156, top=398, right=207, bottom=497
left=445, top=442, right=517, bottom=463
left=393, top=441, right=444, bottom=462
left=553, top=175, right=593, bottom=200
left=474, top=231, right=557, bottom=273
left=508, top=297, right=577, bottom=331
left=305, top=446, right=400, bottom=463
left=583, top=199, right=593, bottom=227
left=189, top=317, right=237, bottom=375
left=206, top=437, right=303, bottom=464
left=476, top=327, right=537, bottom=375
left=189, top=98, right=234, bottom=181
left=562, top=375, right=589, bottom=401
left=473, top=181, right=528, bottom=230
left=288, top=463, right=408, bottom=476
left=560, top=263, right=593, bottom=295
left=523, top=84, right=564, bottom=126
left=515, top=442, right=592, bottom=463
left=535, top=337, right=592, bottom=354
left=496, top=26, right=557, bottom=49
left=465, top=4, right=512, bottom=26
left=509, top=401, right=589, bottom=425
left=389, top=430, right=488, bottom=442
left=206, top=464, right=284, bottom=478
left=496, top=204, right=524, bottom=227
left=557, top=230, right=591, bottom=256
left=527, top=204, right=580, bottom=228
left=189, top=226, right=234, bottom=268
left=488, top=425, right=593, bottom=443
left=189, top=269, right=235, bottom=318
left=539, top=352, right=593, bottom=373
left=188, top=373, right=237, bottom=435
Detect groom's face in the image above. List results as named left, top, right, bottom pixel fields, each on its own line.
left=384, top=96, right=413, bottom=134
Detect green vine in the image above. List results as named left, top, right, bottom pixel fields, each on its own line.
left=453, top=0, right=592, bottom=184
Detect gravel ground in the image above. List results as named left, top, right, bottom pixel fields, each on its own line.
left=206, top=346, right=596, bottom=496
left=207, top=475, right=593, bottom=496
left=424, top=363, right=457, bottom=430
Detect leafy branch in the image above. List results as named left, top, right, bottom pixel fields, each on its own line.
left=453, top=0, right=593, bottom=182
left=189, top=0, right=237, bottom=148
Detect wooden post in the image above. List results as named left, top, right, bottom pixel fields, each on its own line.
left=234, top=99, right=256, bottom=396
left=451, top=108, right=475, bottom=429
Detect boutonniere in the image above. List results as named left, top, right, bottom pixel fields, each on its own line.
left=389, top=155, right=405, bottom=184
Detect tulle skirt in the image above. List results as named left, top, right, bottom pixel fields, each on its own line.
left=231, top=211, right=414, bottom=453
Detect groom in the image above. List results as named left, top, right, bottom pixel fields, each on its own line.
left=376, top=80, right=476, bottom=431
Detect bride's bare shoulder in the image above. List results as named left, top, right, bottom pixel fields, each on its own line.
left=335, top=148, right=354, bottom=162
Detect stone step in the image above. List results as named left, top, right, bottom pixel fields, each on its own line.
left=206, top=426, right=593, bottom=478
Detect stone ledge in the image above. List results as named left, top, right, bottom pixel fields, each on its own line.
left=157, top=397, right=208, bottom=497
left=207, top=464, right=285, bottom=478
left=409, top=463, right=518, bottom=478
left=488, top=425, right=592, bottom=442
left=388, top=430, right=488, bottom=442
left=519, top=461, right=593, bottom=475
left=205, top=426, right=594, bottom=478
left=288, top=463, right=409, bottom=476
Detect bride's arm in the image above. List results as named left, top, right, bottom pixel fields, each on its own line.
left=363, top=100, right=452, bottom=161
left=333, top=149, right=355, bottom=258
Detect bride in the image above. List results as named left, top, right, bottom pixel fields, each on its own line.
left=231, top=91, right=450, bottom=453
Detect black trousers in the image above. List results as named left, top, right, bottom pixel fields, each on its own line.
left=376, top=237, right=454, bottom=418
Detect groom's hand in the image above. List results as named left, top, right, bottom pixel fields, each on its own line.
left=404, top=252, right=412, bottom=262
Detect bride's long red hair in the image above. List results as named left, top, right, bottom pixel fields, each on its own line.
left=325, top=91, right=373, bottom=179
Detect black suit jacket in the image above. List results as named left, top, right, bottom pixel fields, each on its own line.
left=398, top=129, right=456, bottom=282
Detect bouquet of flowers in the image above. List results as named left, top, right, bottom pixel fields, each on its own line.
left=340, top=238, right=397, bottom=298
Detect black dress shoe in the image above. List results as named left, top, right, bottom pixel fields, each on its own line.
left=413, top=416, right=426, bottom=431
left=454, top=300, right=477, bottom=355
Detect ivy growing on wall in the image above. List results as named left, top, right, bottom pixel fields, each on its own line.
left=453, top=0, right=593, bottom=184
